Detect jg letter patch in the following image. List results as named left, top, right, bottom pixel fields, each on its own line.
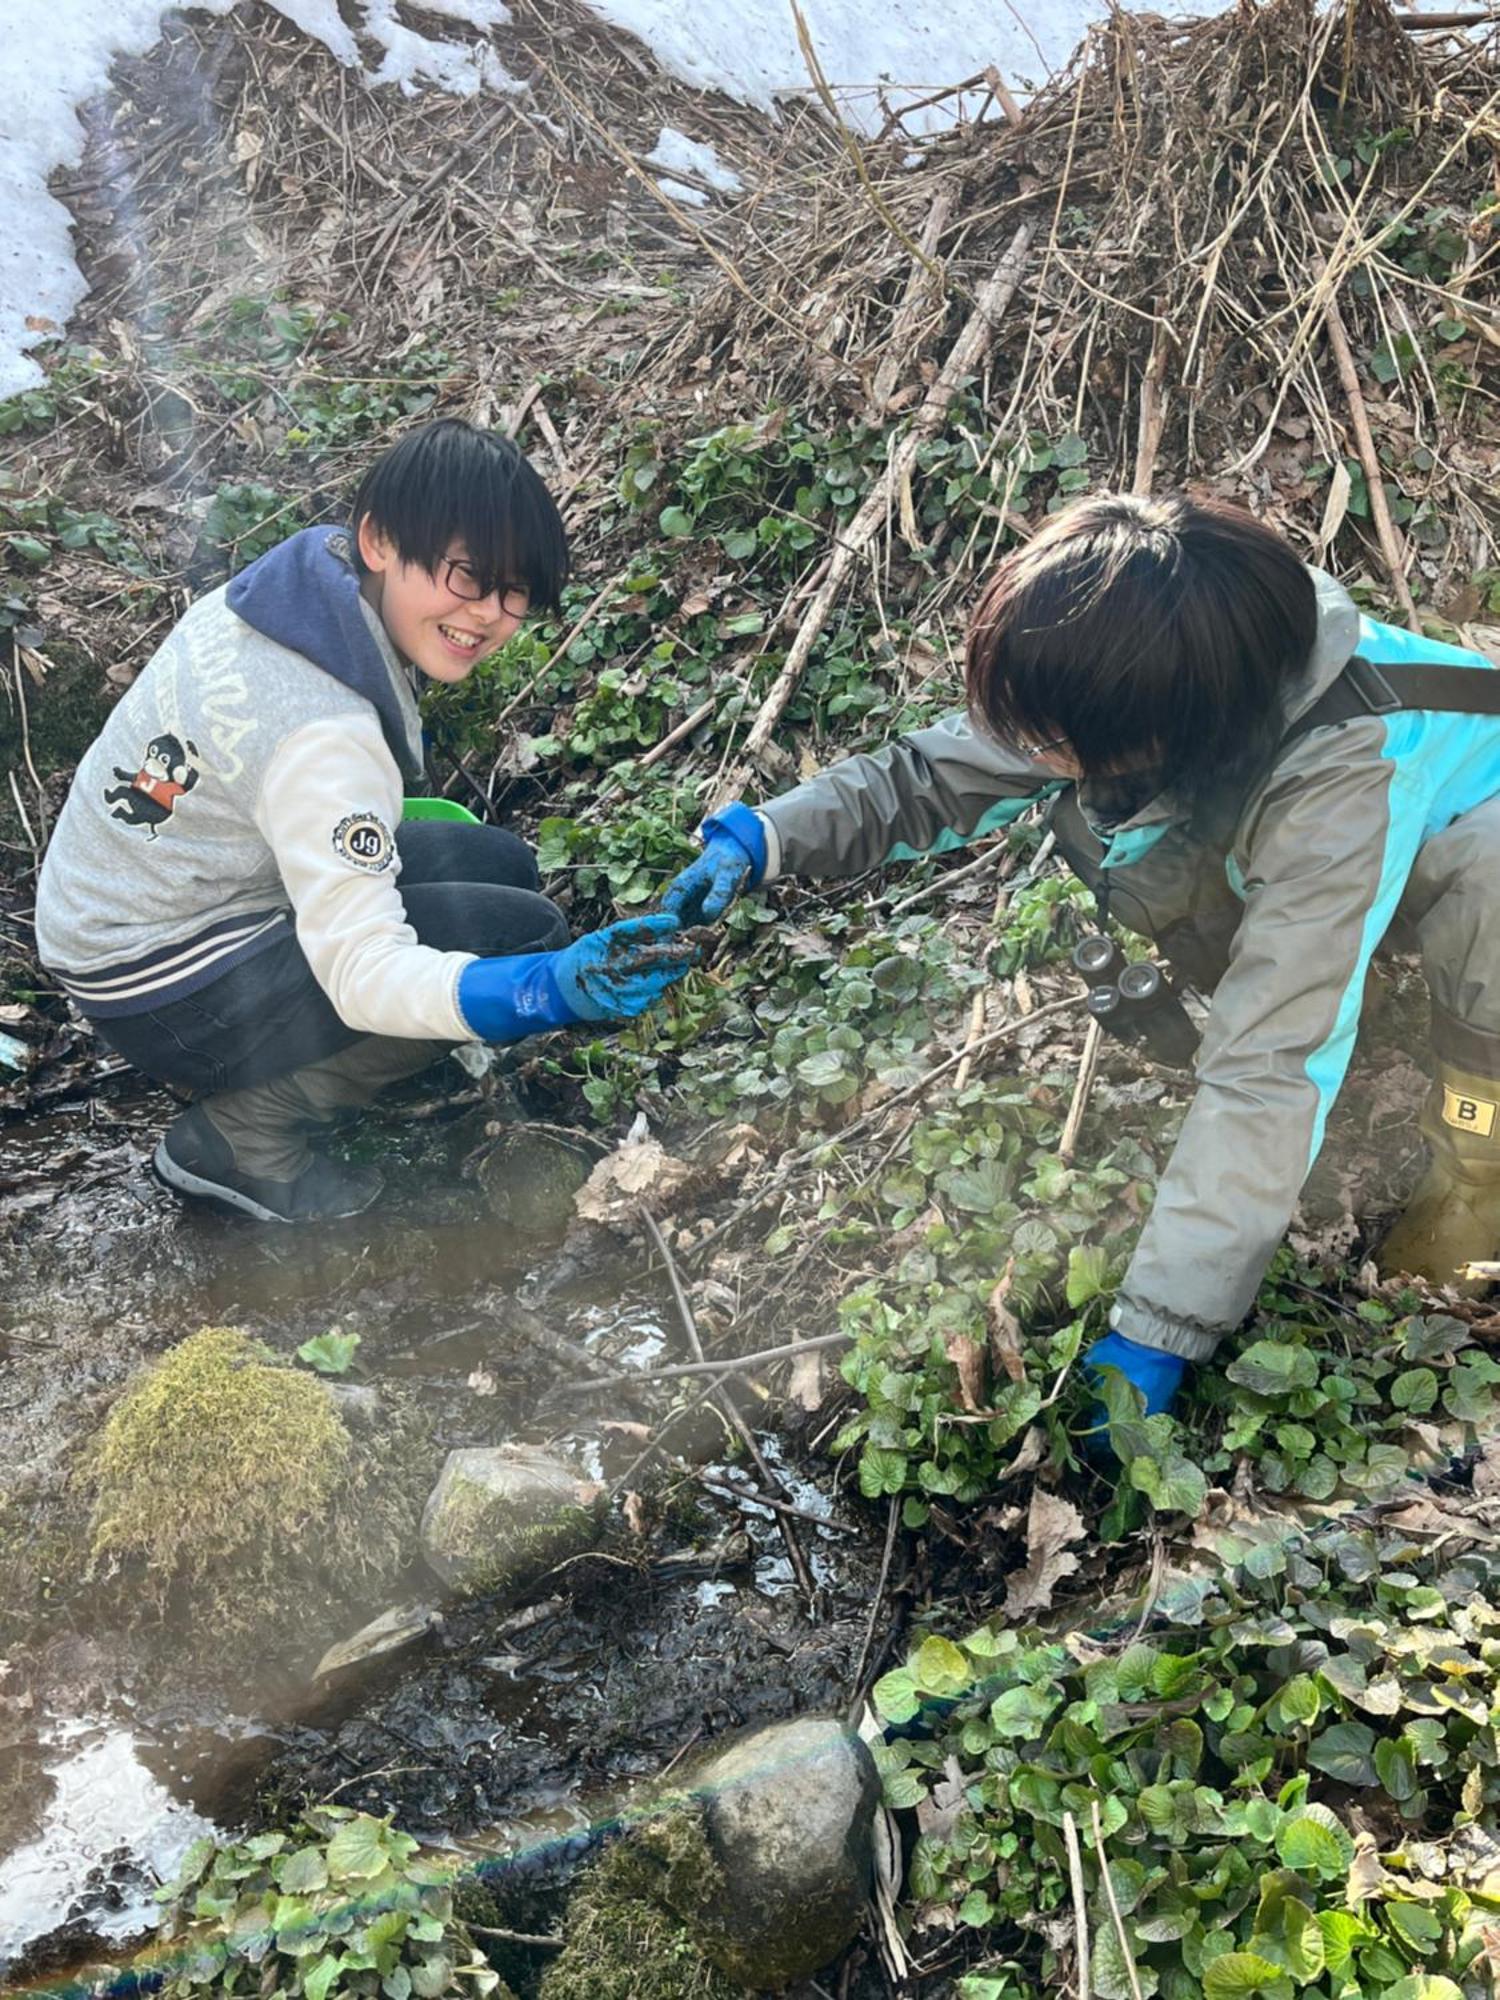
left=332, top=811, right=395, bottom=873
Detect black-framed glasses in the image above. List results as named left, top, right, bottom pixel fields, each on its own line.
left=443, top=559, right=530, bottom=617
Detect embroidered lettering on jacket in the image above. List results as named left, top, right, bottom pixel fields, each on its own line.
left=332, top=811, right=395, bottom=873
left=103, top=733, right=200, bottom=838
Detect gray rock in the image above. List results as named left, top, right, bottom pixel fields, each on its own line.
left=674, top=1716, right=879, bottom=1988
left=324, top=1382, right=382, bottom=1429
left=419, top=1444, right=602, bottom=1598
left=476, top=1127, right=597, bottom=1237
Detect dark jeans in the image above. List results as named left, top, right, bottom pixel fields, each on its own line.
left=95, top=822, right=568, bottom=1095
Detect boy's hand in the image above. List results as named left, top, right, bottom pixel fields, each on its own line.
left=553, top=913, right=699, bottom=1021
left=660, top=802, right=767, bottom=925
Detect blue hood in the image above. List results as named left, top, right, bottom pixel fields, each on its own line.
left=226, top=526, right=424, bottom=782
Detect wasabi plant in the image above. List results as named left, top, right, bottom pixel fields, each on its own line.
left=156, top=1807, right=511, bottom=2000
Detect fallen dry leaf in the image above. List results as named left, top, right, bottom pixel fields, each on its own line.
left=944, top=1329, right=989, bottom=1414
left=987, top=1258, right=1026, bottom=1385
left=573, top=1136, right=693, bottom=1226
left=622, top=1489, right=650, bottom=1537
left=1002, top=1486, right=1086, bottom=1618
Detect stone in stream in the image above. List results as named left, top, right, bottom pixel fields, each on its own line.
left=680, top=1716, right=880, bottom=1987
left=419, top=1444, right=603, bottom=1599
left=542, top=1717, right=879, bottom=1996
left=475, top=1126, right=597, bottom=1237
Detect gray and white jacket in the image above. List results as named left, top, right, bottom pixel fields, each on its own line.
left=36, top=527, right=477, bottom=1043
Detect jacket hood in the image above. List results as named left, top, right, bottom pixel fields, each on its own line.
left=225, top=526, right=424, bottom=783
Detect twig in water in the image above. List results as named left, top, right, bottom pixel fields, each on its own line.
left=466, top=1923, right=563, bottom=1952
left=696, top=1470, right=854, bottom=1534
left=559, top=1329, right=853, bottom=1395
left=1063, top=1810, right=1092, bottom=1998
left=1091, top=1797, right=1145, bottom=2000
left=643, top=1210, right=819, bottom=1607
left=847, top=1494, right=902, bottom=1719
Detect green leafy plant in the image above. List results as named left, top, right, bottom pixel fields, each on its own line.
left=156, top=1807, right=510, bottom=2000
left=199, top=483, right=306, bottom=570
left=297, top=1330, right=362, bottom=1376
left=871, top=1517, right=1500, bottom=1999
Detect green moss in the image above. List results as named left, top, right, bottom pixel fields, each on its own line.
left=83, top=1325, right=432, bottom=1649
left=539, top=1812, right=742, bottom=2000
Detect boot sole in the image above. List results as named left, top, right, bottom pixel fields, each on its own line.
left=151, top=1142, right=381, bottom=1223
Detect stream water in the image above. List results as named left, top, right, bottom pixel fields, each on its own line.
left=0, top=1079, right=881, bottom=1990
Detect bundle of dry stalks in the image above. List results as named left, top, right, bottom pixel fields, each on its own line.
left=669, top=0, right=1500, bottom=622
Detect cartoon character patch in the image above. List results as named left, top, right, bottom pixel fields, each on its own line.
left=103, top=733, right=200, bottom=837
left=331, top=811, right=395, bottom=873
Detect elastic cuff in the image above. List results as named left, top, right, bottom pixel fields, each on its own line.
left=1109, top=1298, right=1221, bottom=1363
left=756, top=810, right=781, bottom=883
left=700, top=800, right=768, bottom=885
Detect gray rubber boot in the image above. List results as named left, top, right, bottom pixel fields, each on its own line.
left=153, top=1037, right=451, bottom=1222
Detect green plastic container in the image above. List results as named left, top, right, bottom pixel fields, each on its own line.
left=401, top=797, right=482, bottom=826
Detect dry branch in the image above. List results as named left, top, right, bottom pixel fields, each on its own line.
left=1322, top=288, right=1421, bottom=630
left=714, top=219, right=1036, bottom=804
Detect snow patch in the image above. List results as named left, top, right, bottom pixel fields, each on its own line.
left=646, top=126, right=744, bottom=195
left=655, top=177, right=709, bottom=208
left=0, top=0, right=522, bottom=398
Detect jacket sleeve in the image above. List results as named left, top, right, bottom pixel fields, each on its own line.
left=755, top=711, right=1055, bottom=880
left=1112, top=724, right=1423, bottom=1361
left=255, top=715, right=478, bottom=1041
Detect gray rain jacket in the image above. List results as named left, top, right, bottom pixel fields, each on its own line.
left=752, top=571, right=1500, bottom=1360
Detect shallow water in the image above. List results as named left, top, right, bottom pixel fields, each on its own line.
left=0, top=1082, right=876, bottom=1983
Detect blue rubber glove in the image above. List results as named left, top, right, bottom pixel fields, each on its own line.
left=457, top=915, right=697, bottom=1042
left=660, top=802, right=768, bottom=924
left=1083, top=1331, right=1186, bottom=1418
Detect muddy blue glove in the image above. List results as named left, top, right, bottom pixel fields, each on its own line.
left=457, top=914, right=697, bottom=1042
left=660, top=803, right=767, bottom=924
left=1084, top=1331, right=1186, bottom=1418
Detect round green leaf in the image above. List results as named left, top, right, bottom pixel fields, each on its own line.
left=1307, top=1720, right=1378, bottom=1787
left=276, top=1846, right=331, bottom=1893
left=326, top=1815, right=391, bottom=1882
left=1276, top=1806, right=1353, bottom=1880
left=1203, top=1953, right=1294, bottom=2000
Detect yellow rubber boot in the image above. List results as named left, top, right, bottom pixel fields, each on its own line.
left=1380, top=1059, right=1500, bottom=1291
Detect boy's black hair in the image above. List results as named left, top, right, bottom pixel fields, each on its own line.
left=350, top=417, right=569, bottom=612
left=965, top=493, right=1320, bottom=802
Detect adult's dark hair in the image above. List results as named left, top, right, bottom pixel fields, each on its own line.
left=350, top=417, right=569, bottom=612
left=965, top=493, right=1319, bottom=800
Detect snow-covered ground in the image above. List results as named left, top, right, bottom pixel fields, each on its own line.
left=0, top=0, right=1444, bottom=397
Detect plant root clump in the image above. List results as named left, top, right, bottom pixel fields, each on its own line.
left=538, top=1809, right=743, bottom=2000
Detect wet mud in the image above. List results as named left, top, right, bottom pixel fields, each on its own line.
left=0, top=1076, right=882, bottom=1989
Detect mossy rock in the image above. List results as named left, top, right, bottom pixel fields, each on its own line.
left=85, top=1325, right=434, bottom=1653
left=420, top=1444, right=602, bottom=1599
left=539, top=1812, right=743, bottom=2000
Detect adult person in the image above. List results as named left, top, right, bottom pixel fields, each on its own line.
left=664, top=493, right=1500, bottom=1414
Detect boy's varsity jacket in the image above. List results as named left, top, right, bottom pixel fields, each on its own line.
left=745, top=570, right=1500, bottom=1362
left=36, top=527, right=478, bottom=1043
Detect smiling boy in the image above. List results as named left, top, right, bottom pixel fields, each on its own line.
left=36, top=419, right=695, bottom=1222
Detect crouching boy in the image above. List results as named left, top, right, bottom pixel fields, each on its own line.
left=36, top=419, right=694, bottom=1222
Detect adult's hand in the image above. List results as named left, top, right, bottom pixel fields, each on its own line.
left=660, top=802, right=767, bottom=924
